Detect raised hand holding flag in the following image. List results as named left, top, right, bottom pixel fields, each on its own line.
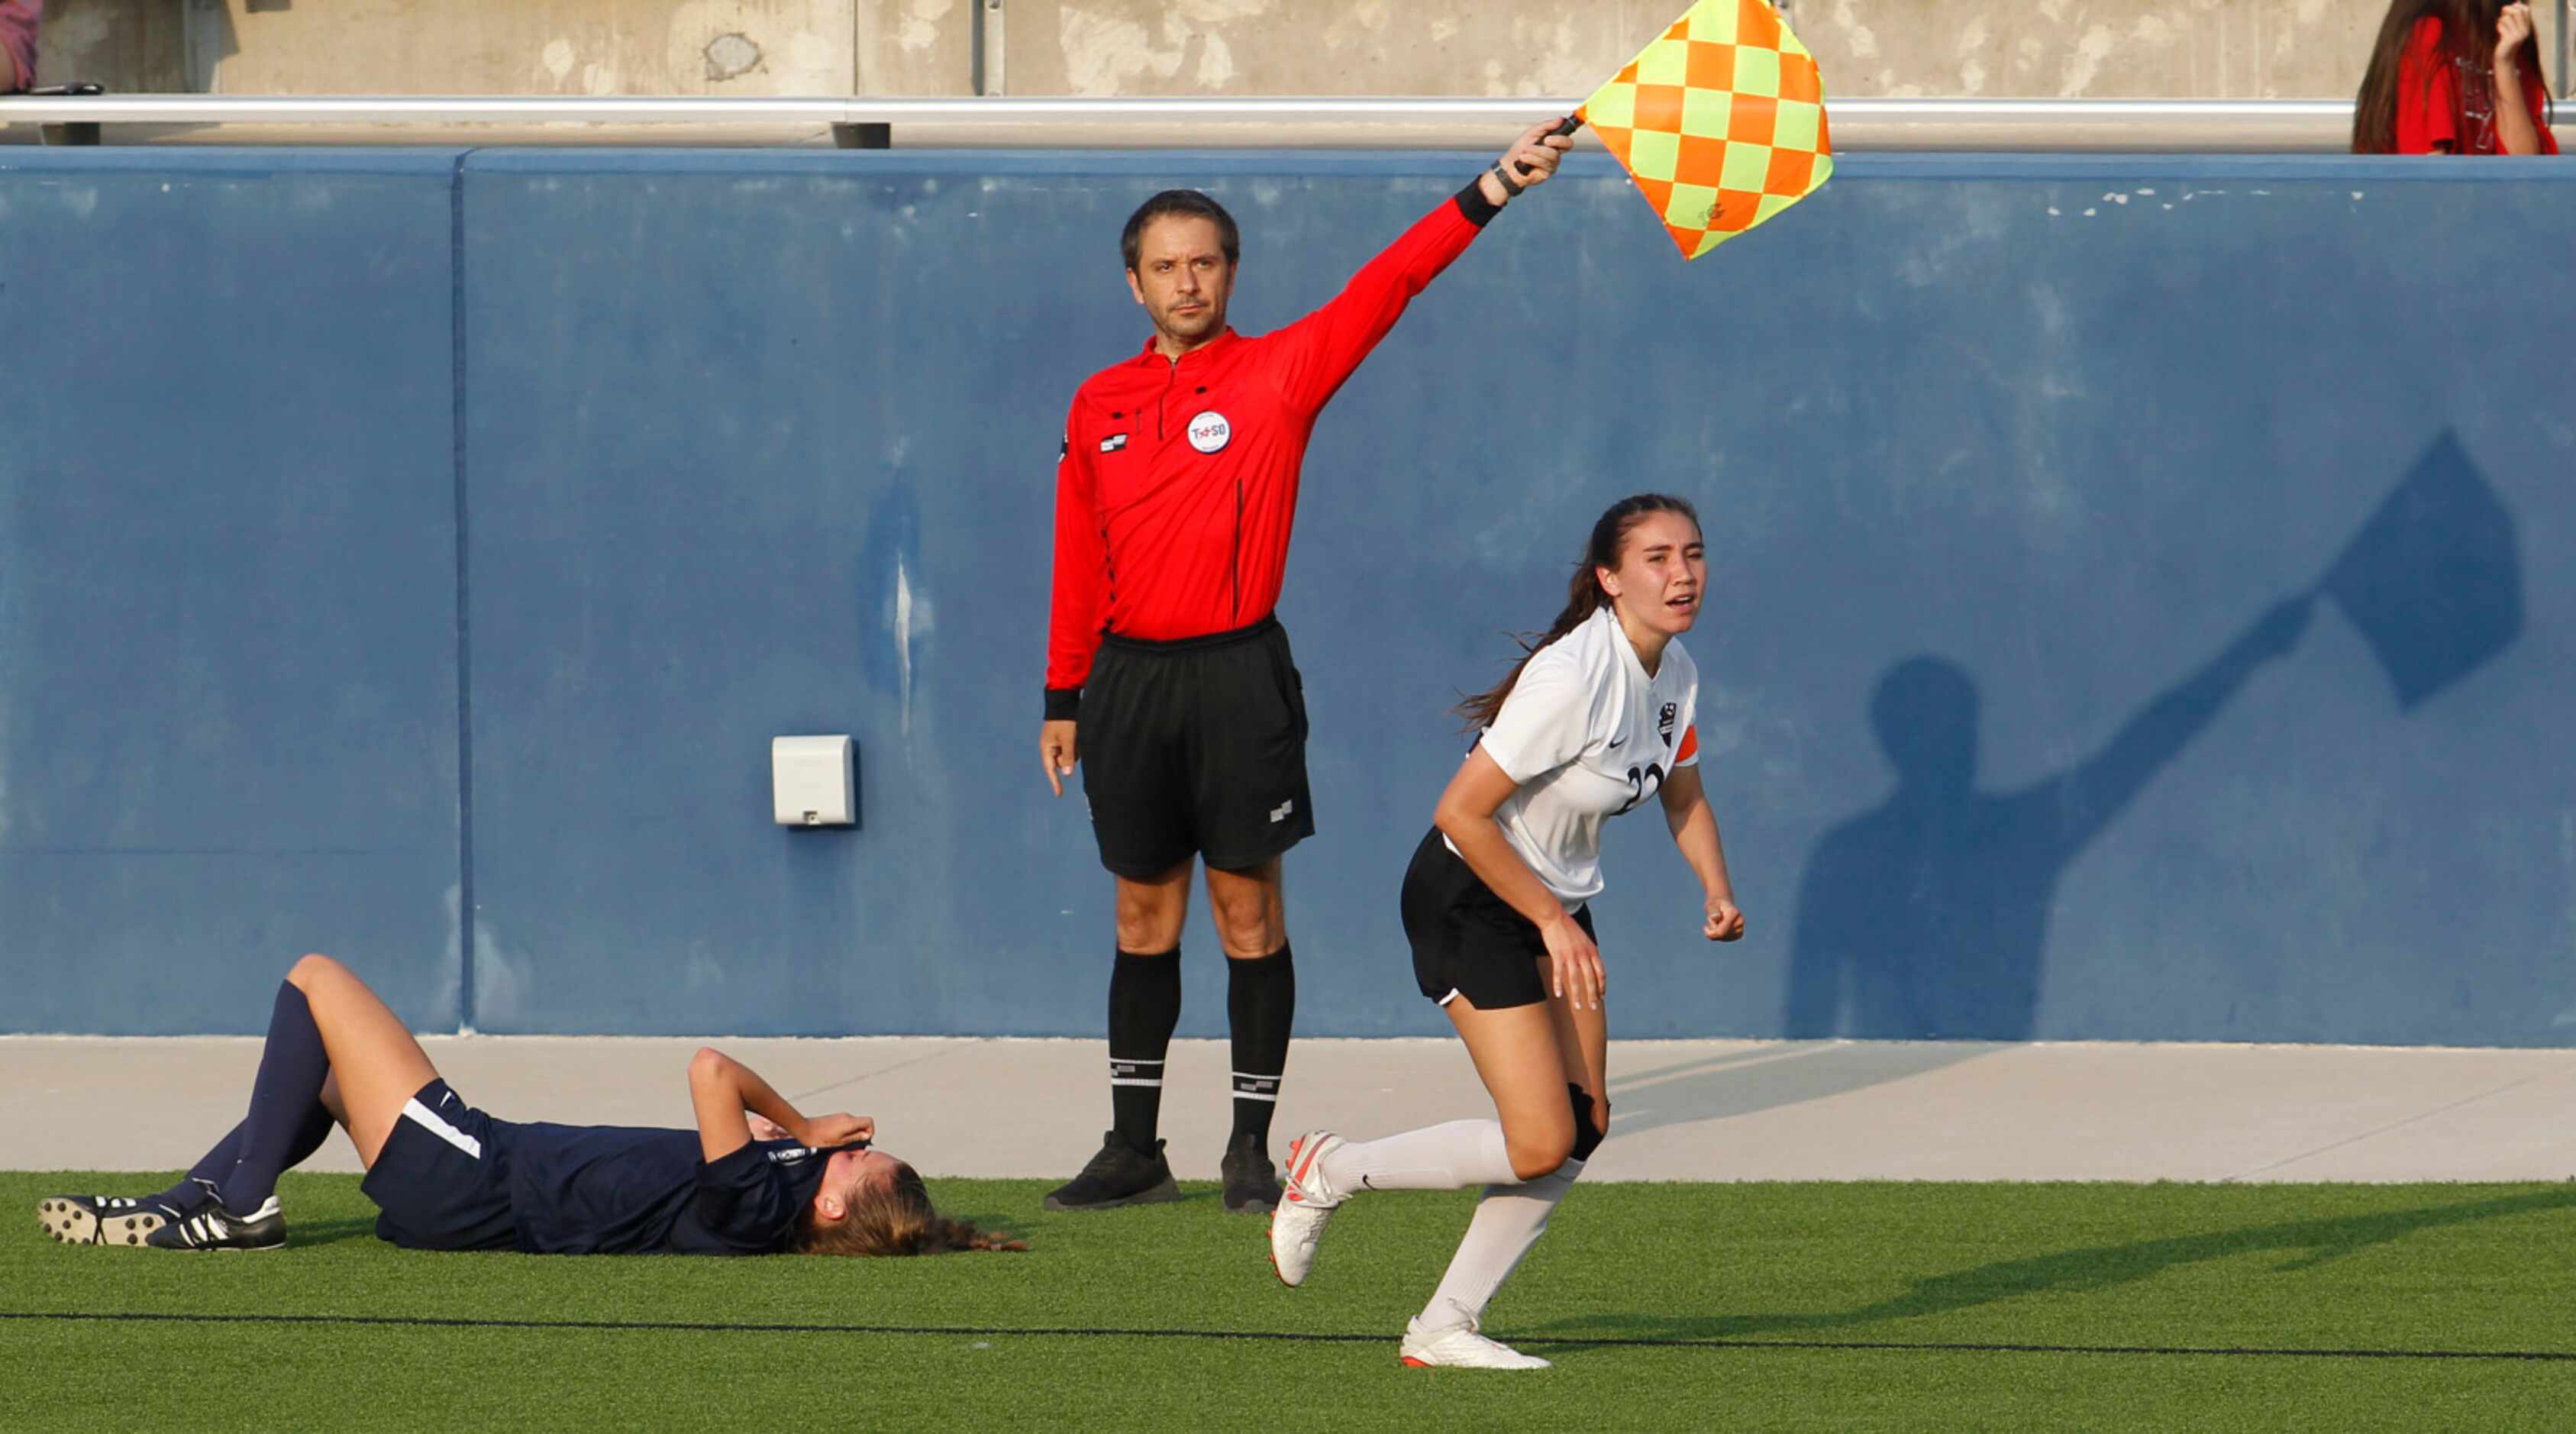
left=1576, top=0, right=1837, bottom=259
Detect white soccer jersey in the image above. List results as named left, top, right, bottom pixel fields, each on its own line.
left=1456, top=605, right=1701, bottom=906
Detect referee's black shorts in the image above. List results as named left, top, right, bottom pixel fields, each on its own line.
left=1080, top=617, right=1314, bottom=878
left=1399, top=826, right=1594, bottom=1009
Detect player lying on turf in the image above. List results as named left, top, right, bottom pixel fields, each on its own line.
left=1266, top=494, right=1744, bottom=1368
left=36, top=954, right=1018, bottom=1256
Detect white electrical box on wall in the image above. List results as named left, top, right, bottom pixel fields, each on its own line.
left=772, top=735, right=857, bottom=827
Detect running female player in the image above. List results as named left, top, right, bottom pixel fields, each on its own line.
left=37, top=954, right=1015, bottom=1256
left=1265, top=493, right=1744, bottom=1368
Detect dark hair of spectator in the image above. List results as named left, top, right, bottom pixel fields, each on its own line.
left=2353, top=0, right=2552, bottom=152
left=1121, top=190, right=1241, bottom=272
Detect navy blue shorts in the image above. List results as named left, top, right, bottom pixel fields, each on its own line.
left=361, top=1078, right=517, bottom=1252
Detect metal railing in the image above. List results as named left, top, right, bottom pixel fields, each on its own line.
left=0, top=95, right=2565, bottom=153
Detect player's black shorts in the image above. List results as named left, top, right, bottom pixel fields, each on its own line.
left=360, top=1078, right=518, bottom=1252
left=1080, top=616, right=1314, bottom=878
left=1399, top=826, right=1594, bottom=1009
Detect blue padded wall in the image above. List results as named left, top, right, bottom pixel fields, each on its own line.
left=5, top=148, right=2568, bottom=1042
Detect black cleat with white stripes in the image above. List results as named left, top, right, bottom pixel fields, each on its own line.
left=144, top=1194, right=286, bottom=1252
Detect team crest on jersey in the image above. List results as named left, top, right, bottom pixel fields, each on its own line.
left=1659, top=702, right=1677, bottom=746
left=1099, top=433, right=1129, bottom=453
left=1187, top=410, right=1232, bottom=454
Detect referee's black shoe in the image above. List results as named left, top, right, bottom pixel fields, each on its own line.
left=1044, top=1132, right=1180, bottom=1211
left=1220, top=1132, right=1283, bottom=1214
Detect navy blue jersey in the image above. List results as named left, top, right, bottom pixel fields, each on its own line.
left=493, top=1123, right=840, bottom=1255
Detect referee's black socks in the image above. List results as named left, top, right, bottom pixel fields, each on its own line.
left=1228, top=943, right=1296, bottom=1149
left=1108, top=947, right=1183, bottom=1157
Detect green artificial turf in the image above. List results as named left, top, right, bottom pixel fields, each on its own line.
left=5, top=1172, right=2573, bottom=1432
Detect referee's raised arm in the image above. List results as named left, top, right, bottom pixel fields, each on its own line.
left=1262, top=118, right=1577, bottom=416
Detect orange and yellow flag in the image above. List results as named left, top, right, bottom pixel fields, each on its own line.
left=1577, top=0, right=1835, bottom=260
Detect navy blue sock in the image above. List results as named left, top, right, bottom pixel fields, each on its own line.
left=147, top=1123, right=246, bottom=1210
left=161, top=1104, right=337, bottom=1212
left=212, top=981, right=334, bottom=1212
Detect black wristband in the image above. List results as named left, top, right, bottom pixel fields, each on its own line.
left=1044, top=686, right=1082, bottom=722
left=1454, top=176, right=1505, bottom=228
left=1489, top=160, right=1526, bottom=199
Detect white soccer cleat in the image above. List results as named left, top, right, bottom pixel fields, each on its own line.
left=1399, top=1314, right=1553, bottom=1370
left=1266, top=1130, right=1346, bottom=1287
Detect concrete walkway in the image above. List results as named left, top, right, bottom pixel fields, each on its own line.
left=9, top=1035, right=2574, bottom=1184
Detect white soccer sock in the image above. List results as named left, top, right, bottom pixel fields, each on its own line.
left=1315, top=1119, right=1517, bottom=1198
left=1416, top=1156, right=1585, bottom=1331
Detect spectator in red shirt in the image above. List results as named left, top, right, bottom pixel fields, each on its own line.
left=2355, top=0, right=2558, bottom=153
left=1038, top=120, right=1575, bottom=1216
left=0, top=0, right=41, bottom=94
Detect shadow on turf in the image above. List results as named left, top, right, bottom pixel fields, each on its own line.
left=283, top=1216, right=389, bottom=1250
left=1526, top=1185, right=2576, bottom=1348
left=1606, top=1042, right=2003, bottom=1140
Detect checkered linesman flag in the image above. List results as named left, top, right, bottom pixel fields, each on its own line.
left=1577, top=0, right=1835, bottom=259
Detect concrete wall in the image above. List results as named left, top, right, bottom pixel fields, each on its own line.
left=3, top=147, right=2572, bottom=1044
left=31, top=1, right=2571, bottom=100
left=34, top=0, right=187, bottom=93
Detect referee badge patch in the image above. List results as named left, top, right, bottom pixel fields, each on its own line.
left=1100, top=433, right=1129, bottom=453
left=1186, top=410, right=1232, bottom=454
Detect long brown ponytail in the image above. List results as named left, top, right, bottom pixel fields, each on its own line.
left=794, top=1164, right=1026, bottom=1257
left=1453, top=493, right=1702, bottom=732
left=2354, top=0, right=2552, bottom=153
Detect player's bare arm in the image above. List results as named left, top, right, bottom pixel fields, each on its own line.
left=1658, top=764, right=1744, bottom=941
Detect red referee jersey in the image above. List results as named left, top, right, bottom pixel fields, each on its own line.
left=1044, top=184, right=1501, bottom=715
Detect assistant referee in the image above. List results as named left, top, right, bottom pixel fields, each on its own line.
left=1038, top=120, right=1577, bottom=1213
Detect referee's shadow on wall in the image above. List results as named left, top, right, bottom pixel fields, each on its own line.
left=1776, top=593, right=2311, bottom=1048
left=1772, top=428, right=2519, bottom=1049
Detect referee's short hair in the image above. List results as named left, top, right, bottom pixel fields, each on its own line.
left=1122, top=189, right=1241, bottom=272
